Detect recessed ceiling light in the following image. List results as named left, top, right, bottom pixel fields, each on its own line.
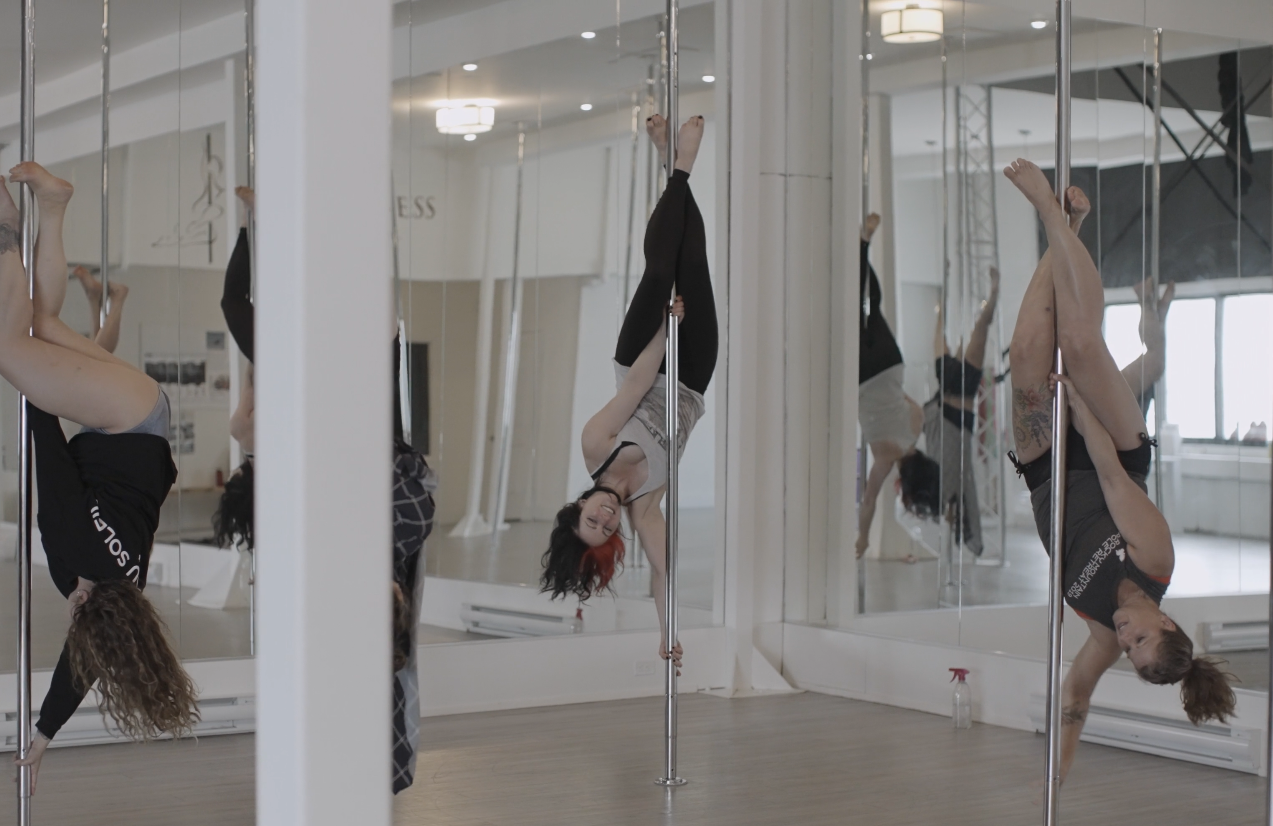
left=462, top=63, right=478, bottom=71
left=580, top=103, right=593, bottom=111
left=464, top=133, right=477, bottom=141
left=581, top=31, right=596, bottom=39
left=702, top=75, right=715, bottom=83
left=1031, top=20, right=1047, bottom=29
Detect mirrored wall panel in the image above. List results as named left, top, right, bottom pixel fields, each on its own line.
left=393, top=2, right=726, bottom=644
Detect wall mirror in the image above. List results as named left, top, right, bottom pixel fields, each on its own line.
left=393, top=1, right=726, bottom=644
left=0, top=0, right=255, bottom=692
left=833, top=0, right=1270, bottom=677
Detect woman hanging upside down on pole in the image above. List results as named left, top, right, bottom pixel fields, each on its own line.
left=542, top=114, right=715, bottom=673
left=4, top=163, right=198, bottom=792
left=1003, top=158, right=1233, bottom=784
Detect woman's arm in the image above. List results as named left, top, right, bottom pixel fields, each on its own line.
left=630, top=494, right=682, bottom=671
left=1058, top=376, right=1173, bottom=576
left=581, top=300, right=683, bottom=461
left=856, top=442, right=901, bottom=558
left=1059, top=624, right=1122, bottom=784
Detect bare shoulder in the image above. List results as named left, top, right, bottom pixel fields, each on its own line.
left=1125, top=535, right=1174, bottom=579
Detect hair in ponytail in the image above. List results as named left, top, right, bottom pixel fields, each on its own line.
left=1134, top=621, right=1237, bottom=725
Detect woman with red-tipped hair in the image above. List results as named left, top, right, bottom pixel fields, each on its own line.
left=541, top=114, right=715, bottom=673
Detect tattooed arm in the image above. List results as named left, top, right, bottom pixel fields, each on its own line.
left=1059, top=623, right=1122, bottom=783
left=1012, top=380, right=1054, bottom=463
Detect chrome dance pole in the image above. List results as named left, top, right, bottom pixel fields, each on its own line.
left=1149, top=29, right=1165, bottom=509
left=16, top=0, right=36, bottom=822
left=656, top=0, right=686, bottom=789
left=856, top=0, right=870, bottom=614
left=622, top=96, right=640, bottom=311
left=490, top=129, right=527, bottom=535
left=100, top=0, right=111, bottom=327
left=244, top=0, right=257, bottom=656
left=391, top=182, right=411, bottom=443
left=1044, top=1, right=1072, bottom=823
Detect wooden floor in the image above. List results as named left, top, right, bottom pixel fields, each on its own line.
left=5, top=693, right=1266, bottom=826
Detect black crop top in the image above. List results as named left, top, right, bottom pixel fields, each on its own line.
left=28, top=404, right=178, bottom=740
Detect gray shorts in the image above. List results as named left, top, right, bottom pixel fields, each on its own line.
left=82, top=386, right=170, bottom=438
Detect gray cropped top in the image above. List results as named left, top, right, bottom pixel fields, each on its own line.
left=590, top=360, right=707, bottom=503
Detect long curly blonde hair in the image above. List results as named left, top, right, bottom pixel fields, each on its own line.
left=66, top=579, right=201, bottom=740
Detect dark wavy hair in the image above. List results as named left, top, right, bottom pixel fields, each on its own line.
left=540, top=488, right=626, bottom=602
left=67, top=579, right=201, bottom=740
left=897, top=450, right=942, bottom=520
left=213, top=459, right=254, bottom=550
left=1136, top=622, right=1238, bottom=725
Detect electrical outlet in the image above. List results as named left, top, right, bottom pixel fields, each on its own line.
left=634, top=660, right=657, bottom=676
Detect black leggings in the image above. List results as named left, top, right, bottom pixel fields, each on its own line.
left=614, top=169, right=718, bottom=395
left=223, top=228, right=254, bottom=363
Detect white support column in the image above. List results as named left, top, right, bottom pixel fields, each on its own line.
left=255, top=1, right=392, bottom=825
left=829, top=0, right=864, bottom=623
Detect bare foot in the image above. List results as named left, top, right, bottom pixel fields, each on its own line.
left=235, top=186, right=255, bottom=212
left=74, top=265, right=103, bottom=302
left=107, top=280, right=129, bottom=306
left=1003, top=158, right=1061, bottom=221
left=988, top=265, right=1000, bottom=295
left=673, top=115, right=704, bottom=174
left=9, top=162, right=73, bottom=211
left=1065, top=185, right=1090, bottom=231
left=646, top=114, right=668, bottom=165
left=862, top=212, right=881, bottom=242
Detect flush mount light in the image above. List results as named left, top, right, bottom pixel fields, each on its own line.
left=462, top=63, right=478, bottom=71
left=433, top=98, right=499, bottom=135
left=1031, top=20, right=1048, bottom=29
left=464, top=133, right=477, bottom=141
left=881, top=5, right=943, bottom=44
left=702, top=74, right=715, bottom=83
left=580, top=103, right=593, bottom=111
left=581, top=31, right=596, bottom=39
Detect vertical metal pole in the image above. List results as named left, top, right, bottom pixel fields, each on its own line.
left=623, top=97, right=640, bottom=310
left=490, top=130, right=526, bottom=534
left=855, top=0, right=871, bottom=614
left=243, top=0, right=257, bottom=658
left=656, top=0, right=686, bottom=789
left=940, top=33, right=955, bottom=602
left=100, top=0, right=111, bottom=327
left=1044, top=1, right=1072, bottom=823
left=391, top=182, right=411, bottom=444
left=1149, top=29, right=1165, bottom=507
left=1267, top=64, right=1273, bottom=826
left=16, top=0, right=36, bottom=822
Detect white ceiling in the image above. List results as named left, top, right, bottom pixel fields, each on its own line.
left=396, top=3, right=715, bottom=148
left=0, top=0, right=244, bottom=98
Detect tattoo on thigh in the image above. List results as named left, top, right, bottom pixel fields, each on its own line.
left=1013, top=382, right=1053, bottom=449
left=0, top=224, right=18, bottom=256
left=1061, top=705, right=1087, bottom=726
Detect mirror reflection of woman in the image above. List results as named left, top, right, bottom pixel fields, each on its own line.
left=542, top=115, right=715, bottom=673
left=3, top=164, right=198, bottom=792
left=899, top=267, right=1001, bottom=557
left=856, top=213, right=933, bottom=559
left=1003, top=160, right=1234, bottom=784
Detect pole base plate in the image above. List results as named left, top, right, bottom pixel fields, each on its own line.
left=655, top=777, right=688, bottom=787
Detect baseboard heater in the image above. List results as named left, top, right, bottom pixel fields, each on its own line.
left=1, top=695, right=255, bottom=751
left=460, top=603, right=582, bottom=638
left=1029, top=695, right=1261, bottom=774
left=1200, top=621, right=1269, bottom=653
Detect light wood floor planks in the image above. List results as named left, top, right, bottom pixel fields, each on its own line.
left=4, top=693, right=1265, bottom=825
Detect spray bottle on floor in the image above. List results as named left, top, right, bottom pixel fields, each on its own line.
left=949, top=668, right=971, bottom=729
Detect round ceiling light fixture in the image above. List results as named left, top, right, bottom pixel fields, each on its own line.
left=433, top=99, right=498, bottom=135
left=464, top=133, right=477, bottom=141
left=702, top=74, right=716, bottom=83
left=580, top=103, right=593, bottom=111
left=1031, top=20, right=1048, bottom=29
left=581, top=31, right=596, bottom=39
left=462, top=62, right=478, bottom=71
left=881, top=5, right=943, bottom=44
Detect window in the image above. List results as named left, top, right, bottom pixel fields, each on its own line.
left=1105, top=292, right=1270, bottom=442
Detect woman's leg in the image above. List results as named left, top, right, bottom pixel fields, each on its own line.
left=94, top=281, right=128, bottom=354
left=1008, top=194, right=1090, bottom=465
left=672, top=173, right=717, bottom=395
left=615, top=115, right=691, bottom=367
left=0, top=177, right=157, bottom=431
left=963, top=266, right=1000, bottom=370
left=1005, top=160, right=1145, bottom=450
